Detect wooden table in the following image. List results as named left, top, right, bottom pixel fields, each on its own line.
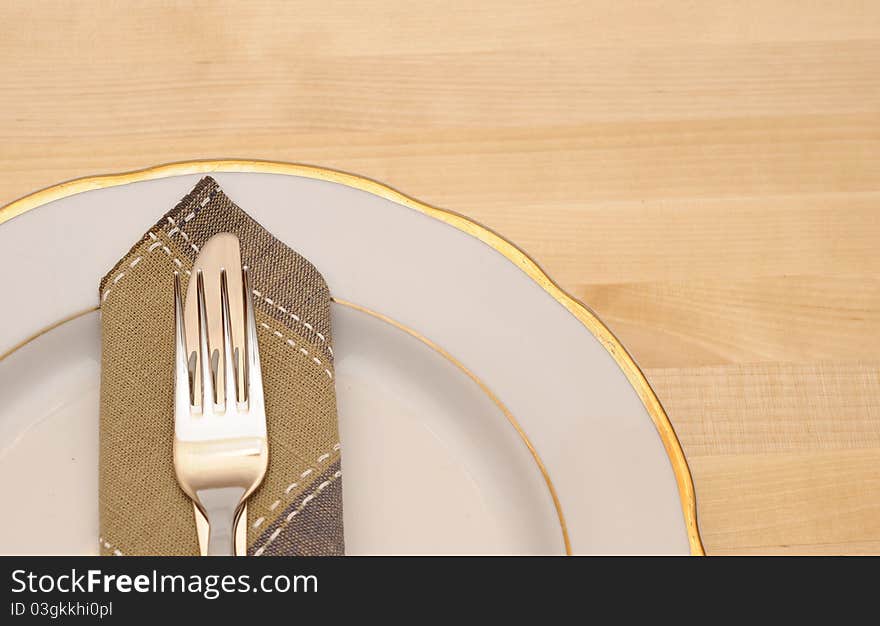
left=1, top=1, right=877, bottom=554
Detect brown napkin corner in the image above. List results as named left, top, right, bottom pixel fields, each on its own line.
left=98, top=176, right=343, bottom=556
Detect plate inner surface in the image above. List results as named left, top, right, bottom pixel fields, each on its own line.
left=0, top=306, right=562, bottom=555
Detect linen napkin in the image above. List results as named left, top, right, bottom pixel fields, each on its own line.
left=98, top=177, right=343, bottom=556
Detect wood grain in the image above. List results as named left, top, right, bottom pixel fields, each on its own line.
left=1, top=0, right=877, bottom=554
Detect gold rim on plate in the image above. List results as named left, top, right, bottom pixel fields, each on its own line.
left=0, top=159, right=704, bottom=555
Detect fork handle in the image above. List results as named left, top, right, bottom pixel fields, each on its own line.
left=195, top=496, right=249, bottom=555
left=198, top=487, right=245, bottom=556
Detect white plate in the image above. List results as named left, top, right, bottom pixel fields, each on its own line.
left=0, top=162, right=701, bottom=555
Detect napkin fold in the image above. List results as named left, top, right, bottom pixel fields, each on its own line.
left=98, top=177, right=343, bottom=555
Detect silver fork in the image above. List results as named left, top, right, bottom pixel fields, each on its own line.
left=173, top=255, right=268, bottom=556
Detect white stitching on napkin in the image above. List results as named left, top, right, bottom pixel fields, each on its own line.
left=98, top=536, right=124, bottom=556
left=253, top=443, right=341, bottom=529
left=249, top=288, right=333, bottom=356
left=258, top=321, right=333, bottom=380
left=253, top=469, right=342, bottom=556
left=101, top=235, right=190, bottom=302
left=166, top=216, right=199, bottom=253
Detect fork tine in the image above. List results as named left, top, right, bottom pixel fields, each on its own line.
left=242, top=266, right=263, bottom=412
left=219, top=269, right=238, bottom=409
left=196, top=271, right=215, bottom=411
left=173, top=273, right=191, bottom=420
